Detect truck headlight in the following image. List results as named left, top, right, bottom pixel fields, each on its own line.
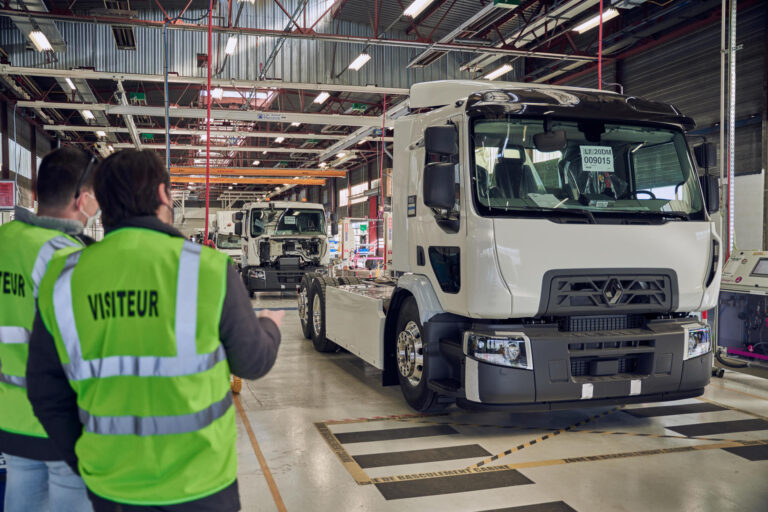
left=684, top=324, right=711, bottom=360
left=249, top=269, right=266, bottom=280
left=464, top=331, right=532, bottom=370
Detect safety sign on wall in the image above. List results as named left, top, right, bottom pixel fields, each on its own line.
left=0, top=181, right=16, bottom=210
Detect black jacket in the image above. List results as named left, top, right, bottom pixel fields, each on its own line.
left=26, top=216, right=281, bottom=512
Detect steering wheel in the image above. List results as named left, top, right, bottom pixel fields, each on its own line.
left=634, top=190, right=656, bottom=200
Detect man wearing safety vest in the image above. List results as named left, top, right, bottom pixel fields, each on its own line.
left=27, top=149, right=283, bottom=511
left=0, top=146, right=99, bottom=511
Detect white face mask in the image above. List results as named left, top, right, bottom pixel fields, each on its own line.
left=79, top=192, right=101, bottom=229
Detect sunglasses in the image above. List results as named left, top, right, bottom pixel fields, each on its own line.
left=75, top=155, right=97, bottom=200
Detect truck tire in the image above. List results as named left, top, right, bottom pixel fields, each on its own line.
left=395, top=297, right=444, bottom=412
left=308, top=278, right=338, bottom=353
left=298, top=274, right=312, bottom=339
left=340, top=276, right=364, bottom=286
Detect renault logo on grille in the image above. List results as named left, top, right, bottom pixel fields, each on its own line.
left=602, top=278, right=624, bottom=305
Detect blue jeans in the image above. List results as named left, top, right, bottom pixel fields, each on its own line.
left=2, top=453, right=93, bottom=512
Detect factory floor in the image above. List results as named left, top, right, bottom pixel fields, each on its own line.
left=236, top=293, right=768, bottom=512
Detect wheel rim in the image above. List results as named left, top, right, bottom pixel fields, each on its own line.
left=312, top=294, right=322, bottom=336
left=397, top=321, right=424, bottom=387
left=298, top=287, right=308, bottom=325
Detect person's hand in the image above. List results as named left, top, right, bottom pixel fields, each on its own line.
left=258, top=309, right=285, bottom=329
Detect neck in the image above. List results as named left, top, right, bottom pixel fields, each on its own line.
left=14, top=206, right=84, bottom=235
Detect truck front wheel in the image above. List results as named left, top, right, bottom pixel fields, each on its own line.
left=396, top=297, right=443, bottom=412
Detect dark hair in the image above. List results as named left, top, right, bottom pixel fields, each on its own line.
left=36, top=146, right=93, bottom=211
left=93, top=150, right=170, bottom=229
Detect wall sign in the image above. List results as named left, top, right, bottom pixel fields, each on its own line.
left=0, top=181, right=16, bottom=210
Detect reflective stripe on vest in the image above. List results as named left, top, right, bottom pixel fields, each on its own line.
left=79, top=391, right=233, bottom=436
left=0, top=326, right=30, bottom=344
left=0, top=235, right=78, bottom=389
left=0, top=361, right=26, bottom=387
left=32, top=236, right=79, bottom=298
left=53, top=241, right=225, bottom=381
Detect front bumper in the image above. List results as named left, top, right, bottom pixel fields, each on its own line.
left=245, top=266, right=324, bottom=292
left=461, top=319, right=712, bottom=408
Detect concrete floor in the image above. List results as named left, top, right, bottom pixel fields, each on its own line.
left=235, top=293, right=768, bottom=512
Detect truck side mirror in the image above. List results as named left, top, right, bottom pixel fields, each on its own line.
left=694, top=143, right=717, bottom=169
left=424, top=125, right=458, bottom=158
left=533, top=130, right=567, bottom=152
left=234, top=221, right=243, bottom=236
left=700, top=174, right=720, bottom=214
left=331, top=222, right=339, bottom=236
left=423, top=163, right=455, bottom=210
left=234, top=211, right=244, bottom=221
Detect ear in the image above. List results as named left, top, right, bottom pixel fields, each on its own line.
left=158, top=182, right=171, bottom=207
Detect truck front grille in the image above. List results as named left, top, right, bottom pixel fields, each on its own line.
left=562, top=315, right=645, bottom=332
left=541, top=270, right=676, bottom=315
left=570, top=355, right=648, bottom=377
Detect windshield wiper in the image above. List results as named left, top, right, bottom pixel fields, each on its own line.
left=488, top=205, right=597, bottom=224
left=629, top=210, right=691, bottom=221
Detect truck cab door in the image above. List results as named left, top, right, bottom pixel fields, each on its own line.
left=414, top=115, right=467, bottom=315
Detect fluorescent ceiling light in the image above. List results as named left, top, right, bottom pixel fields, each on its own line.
left=64, top=78, right=76, bottom=91
left=573, top=8, right=619, bottom=34
left=262, top=151, right=268, bottom=155
left=357, top=139, right=366, bottom=145
left=252, top=160, right=260, bottom=165
left=403, top=0, right=433, bottom=18
left=314, top=92, right=330, bottom=104
left=225, top=36, right=238, bottom=55
left=274, top=136, right=285, bottom=143
left=483, top=63, right=513, bottom=81
left=348, top=53, right=371, bottom=71
left=107, top=145, right=114, bottom=152
left=319, top=162, right=327, bottom=168
left=228, top=186, right=233, bottom=189
left=96, top=130, right=106, bottom=138
left=211, top=88, right=224, bottom=100
left=29, top=31, right=52, bottom=52
left=291, top=122, right=301, bottom=127
left=336, top=152, right=346, bottom=159
left=81, top=110, right=95, bottom=120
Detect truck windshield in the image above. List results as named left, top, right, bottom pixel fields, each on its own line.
left=470, top=118, right=705, bottom=220
left=250, top=208, right=325, bottom=236
left=216, top=234, right=241, bottom=249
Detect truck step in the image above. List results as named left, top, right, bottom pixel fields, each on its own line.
left=429, top=378, right=462, bottom=395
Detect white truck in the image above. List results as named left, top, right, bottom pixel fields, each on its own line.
left=234, top=201, right=329, bottom=294
left=299, top=80, right=722, bottom=412
left=211, top=210, right=242, bottom=269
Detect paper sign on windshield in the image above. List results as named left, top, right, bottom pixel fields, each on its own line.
left=580, top=146, right=614, bottom=173
left=283, top=216, right=296, bottom=225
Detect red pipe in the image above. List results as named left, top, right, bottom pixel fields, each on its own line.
left=204, top=0, right=212, bottom=242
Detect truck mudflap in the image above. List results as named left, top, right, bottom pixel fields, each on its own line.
left=456, top=318, right=712, bottom=409
left=245, top=266, right=324, bottom=292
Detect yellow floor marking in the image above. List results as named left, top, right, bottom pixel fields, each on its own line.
left=234, top=394, right=289, bottom=511
left=465, top=406, right=622, bottom=469
left=367, top=439, right=768, bottom=484
left=314, top=422, right=372, bottom=485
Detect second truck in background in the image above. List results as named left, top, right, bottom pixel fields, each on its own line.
left=235, top=201, right=329, bottom=295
